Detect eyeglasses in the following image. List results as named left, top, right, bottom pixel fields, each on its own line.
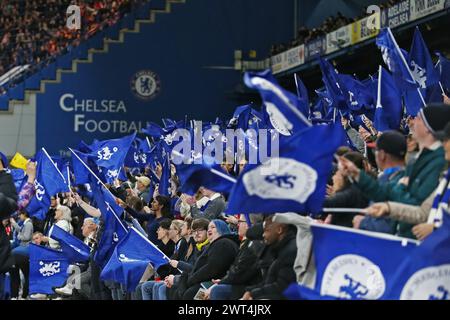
left=193, top=229, right=206, bottom=234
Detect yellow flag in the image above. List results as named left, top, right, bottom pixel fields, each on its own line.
left=10, top=152, right=28, bottom=170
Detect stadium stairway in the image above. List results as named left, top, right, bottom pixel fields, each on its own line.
left=0, top=0, right=186, bottom=114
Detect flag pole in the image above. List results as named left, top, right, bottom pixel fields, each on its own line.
left=294, top=73, right=300, bottom=98
left=146, top=136, right=152, bottom=150
left=439, top=82, right=446, bottom=96
left=377, top=65, right=382, bottom=108
left=66, top=165, right=71, bottom=190
left=322, top=207, right=368, bottom=214
left=69, top=146, right=127, bottom=226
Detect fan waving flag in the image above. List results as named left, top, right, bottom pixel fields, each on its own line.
left=32, top=149, right=69, bottom=211
left=91, top=181, right=128, bottom=268
left=49, top=224, right=91, bottom=263
left=244, top=70, right=311, bottom=137
left=226, top=123, right=346, bottom=215
left=101, top=227, right=170, bottom=291
left=29, top=244, right=70, bottom=295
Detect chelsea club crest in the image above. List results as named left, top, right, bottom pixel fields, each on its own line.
left=131, top=70, right=161, bottom=101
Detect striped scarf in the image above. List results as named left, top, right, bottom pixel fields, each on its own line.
left=428, top=169, right=450, bottom=228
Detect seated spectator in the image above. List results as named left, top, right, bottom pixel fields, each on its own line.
left=208, top=214, right=264, bottom=300
left=174, top=219, right=239, bottom=300
left=138, top=218, right=208, bottom=301
left=241, top=215, right=297, bottom=300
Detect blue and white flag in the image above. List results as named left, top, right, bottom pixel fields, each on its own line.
left=226, top=123, right=346, bottom=215
left=244, top=70, right=311, bottom=136
left=49, top=224, right=90, bottom=263
left=409, top=27, right=439, bottom=90
left=92, top=132, right=136, bottom=172
left=92, top=183, right=128, bottom=268
left=403, top=27, right=441, bottom=116
left=227, top=105, right=264, bottom=131
left=374, top=66, right=403, bottom=131
left=101, top=227, right=169, bottom=291
left=339, top=74, right=374, bottom=111
left=33, top=149, right=69, bottom=211
left=376, top=28, right=416, bottom=90
left=29, top=244, right=70, bottom=295
left=384, top=210, right=450, bottom=300
left=309, top=223, right=418, bottom=300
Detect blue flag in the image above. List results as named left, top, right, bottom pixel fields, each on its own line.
left=294, top=74, right=310, bottom=117
left=409, top=27, right=439, bottom=90
left=33, top=149, right=69, bottom=210
left=244, top=70, right=311, bottom=136
left=124, top=142, right=148, bottom=169
left=339, top=74, right=374, bottom=111
left=226, top=123, right=346, bottom=215
left=174, top=153, right=236, bottom=196
left=92, top=132, right=136, bottom=172
left=318, top=58, right=347, bottom=111
left=374, top=67, right=403, bottom=131
left=142, top=122, right=165, bottom=138
left=26, top=197, right=48, bottom=220
left=92, top=183, right=128, bottom=268
left=158, top=153, right=171, bottom=196
left=228, top=104, right=254, bottom=131
left=6, top=168, right=26, bottom=192
left=436, top=52, right=450, bottom=92
left=101, top=227, right=169, bottom=291
left=310, top=224, right=418, bottom=300
left=71, top=149, right=92, bottom=185
left=384, top=211, right=450, bottom=300
left=376, top=28, right=416, bottom=90
left=49, top=224, right=90, bottom=263
left=29, top=244, right=70, bottom=295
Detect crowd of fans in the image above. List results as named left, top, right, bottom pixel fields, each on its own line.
left=0, top=0, right=146, bottom=94
left=270, top=0, right=405, bottom=55
left=1, top=99, right=450, bottom=300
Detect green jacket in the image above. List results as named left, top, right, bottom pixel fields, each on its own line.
left=357, top=146, right=446, bottom=238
